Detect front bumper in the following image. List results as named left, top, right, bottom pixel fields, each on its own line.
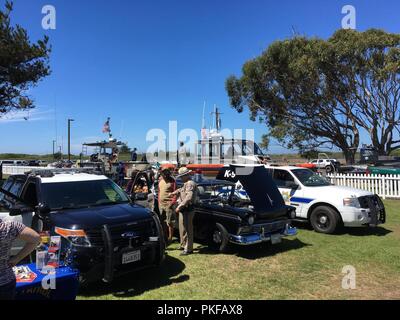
left=69, top=238, right=163, bottom=284
left=342, top=195, right=386, bottom=227
left=229, top=223, right=297, bottom=245
left=67, top=216, right=165, bottom=284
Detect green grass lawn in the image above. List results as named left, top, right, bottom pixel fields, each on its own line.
left=78, top=200, right=400, bottom=300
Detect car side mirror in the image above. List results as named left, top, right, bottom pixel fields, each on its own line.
left=9, top=208, right=24, bottom=216
left=9, top=204, right=32, bottom=216
left=287, top=181, right=299, bottom=189
left=37, top=203, right=51, bottom=215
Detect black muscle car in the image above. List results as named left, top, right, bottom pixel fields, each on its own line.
left=177, top=165, right=298, bottom=252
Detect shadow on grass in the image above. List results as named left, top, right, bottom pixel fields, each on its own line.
left=196, top=238, right=311, bottom=260
left=293, top=221, right=393, bottom=237
left=235, top=238, right=311, bottom=260
left=79, top=255, right=187, bottom=298
left=336, top=226, right=392, bottom=237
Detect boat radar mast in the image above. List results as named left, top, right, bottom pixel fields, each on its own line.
left=209, top=105, right=223, bottom=139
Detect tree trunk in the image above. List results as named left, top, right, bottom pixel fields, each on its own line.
left=343, top=148, right=356, bottom=165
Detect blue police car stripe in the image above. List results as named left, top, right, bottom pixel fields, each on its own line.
left=290, top=197, right=315, bottom=204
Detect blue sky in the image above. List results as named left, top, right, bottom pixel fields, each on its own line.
left=0, top=0, right=399, bottom=155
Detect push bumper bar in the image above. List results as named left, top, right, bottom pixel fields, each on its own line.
left=101, top=220, right=164, bottom=283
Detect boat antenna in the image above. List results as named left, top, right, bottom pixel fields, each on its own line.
left=216, top=107, right=222, bottom=132
left=210, top=105, right=222, bottom=133
left=201, top=101, right=207, bottom=139
left=202, top=101, right=206, bottom=129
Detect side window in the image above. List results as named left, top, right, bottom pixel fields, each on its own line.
left=273, top=170, right=294, bottom=188
left=9, top=178, right=25, bottom=197
left=0, top=179, right=12, bottom=204
left=1, top=178, right=14, bottom=192
left=265, top=168, right=274, bottom=177
left=0, top=178, right=19, bottom=208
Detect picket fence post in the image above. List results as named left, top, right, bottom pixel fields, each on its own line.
left=324, top=172, right=400, bottom=199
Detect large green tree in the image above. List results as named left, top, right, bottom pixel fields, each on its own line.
left=226, top=29, right=400, bottom=164
left=0, top=1, right=51, bottom=117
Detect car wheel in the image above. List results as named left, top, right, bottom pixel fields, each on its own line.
left=325, top=165, right=334, bottom=173
left=208, top=223, right=229, bottom=253
left=310, top=206, right=340, bottom=234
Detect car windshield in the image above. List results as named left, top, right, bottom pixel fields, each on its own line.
left=292, top=169, right=331, bottom=187
left=41, top=179, right=130, bottom=210
left=197, top=184, right=235, bottom=202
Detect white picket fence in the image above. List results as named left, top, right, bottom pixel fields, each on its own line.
left=326, top=173, right=400, bottom=199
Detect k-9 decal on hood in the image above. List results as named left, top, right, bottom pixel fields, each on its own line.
left=216, top=165, right=286, bottom=213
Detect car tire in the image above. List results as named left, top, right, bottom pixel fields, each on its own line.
left=208, top=223, right=230, bottom=253
left=310, top=206, right=340, bottom=234
left=325, top=165, right=334, bottom=173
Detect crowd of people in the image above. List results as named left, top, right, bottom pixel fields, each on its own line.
left=124, top=165, right=199, bottom=256
left=160, top=167, right=198, bottom=255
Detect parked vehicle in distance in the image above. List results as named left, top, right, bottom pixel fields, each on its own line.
left=26, top=160, right=41, bottom=167
left=0, top=169, right=165, bottom=284
left=264, top=166, right=386, bottom=234
left=37, top=160, right=48, bottom=167
left=176, top=165, right=297, bottom=253
left=0, top=159, right=26, bottom=166
left=309, top=158, right=340, bottom=173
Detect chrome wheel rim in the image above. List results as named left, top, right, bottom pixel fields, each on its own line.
left=213, top=230, right=222, bottom=244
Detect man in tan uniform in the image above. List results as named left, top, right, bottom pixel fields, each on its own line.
left=173, top=167, right=198, bottom=256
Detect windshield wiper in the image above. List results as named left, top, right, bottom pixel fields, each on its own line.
left=88, top=200, right=130, bottom=208
left=52, top=205, right=91, bottom=211
left=52, top=201, right=129, bottom=211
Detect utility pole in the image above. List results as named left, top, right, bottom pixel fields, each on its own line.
left=67, top=119, right=75, bottom=161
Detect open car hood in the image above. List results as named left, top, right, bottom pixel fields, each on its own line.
left=216, top=165, right=286, bottom=213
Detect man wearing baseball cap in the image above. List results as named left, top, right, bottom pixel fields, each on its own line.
left=173, top=167, right=198, bottom=255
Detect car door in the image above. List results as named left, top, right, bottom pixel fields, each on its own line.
left=272, top=169, right=305, bottom=216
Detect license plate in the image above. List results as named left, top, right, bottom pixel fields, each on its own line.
left=271, top=234, right=282, bottom=245
left=122, top=250, right=141, bottom=264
